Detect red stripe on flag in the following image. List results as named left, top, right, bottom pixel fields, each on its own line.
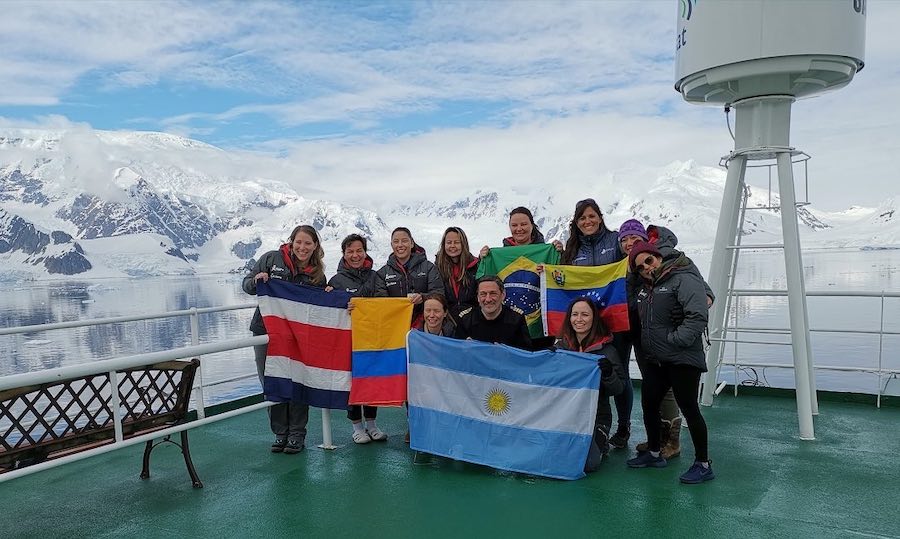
left=546, top=303, right=630, bottom=337
left=263, top=315, right=352, bottom=371
left=546, top=311, right=567, bottom=339
left=600, top=303, right=630, bottom=333
left=349, top=374, right=407, bottom=406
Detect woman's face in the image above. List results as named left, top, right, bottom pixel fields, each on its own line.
left=509, top=213, right=533, bottom=245
left=569, top=301, right=594, bottom=337
left=343, top=240, right=366, bottom=269
left=423, top=299, right=447, bottom=331
left=444, top=231, right=462, bottom=259
left=620, top=234, right=644, bottom=255
left=391, top=231, right=413, bottom=261
left=292, top=231, right=316, bottom=264
left=576, top=207, right=602, bottom=236
left=633, top=252, right=662, bottom=281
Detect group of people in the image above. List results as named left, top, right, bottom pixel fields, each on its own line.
left=243, top=201, right=716, bottom=485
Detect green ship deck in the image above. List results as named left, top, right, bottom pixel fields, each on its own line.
left=3, top=389, right=898, bottom=539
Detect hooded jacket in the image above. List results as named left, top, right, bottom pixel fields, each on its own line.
left=328, top=255, right=376, bottom=297
left=374, top=246, right=445, bottom=325
left=374, top=246, right=444, bottom=298
left=626, top=225, right=714, bottom=337
left=567, top=227, right=623, bottom=266
left=242, top=244, right=326, bottom=335
left=634, top=253, right=709, bottom=371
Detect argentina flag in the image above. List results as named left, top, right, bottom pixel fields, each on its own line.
left=407, top=331, right=600, bottom=480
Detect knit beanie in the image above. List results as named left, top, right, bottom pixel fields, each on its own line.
left=617, top=219, right=649, bottom=242
left=628, top=240, right=662, bottom=271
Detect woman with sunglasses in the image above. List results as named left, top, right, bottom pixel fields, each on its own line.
left=435, top=227, right=479, bottom=323
left=625, top=241, right=714, bottom=484
left=555, top=297, right=625, bottom=472
left=559, top=198, right=632, bottom=449
left=618, top=219, right=715, bottom=460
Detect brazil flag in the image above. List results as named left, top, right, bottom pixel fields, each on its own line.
left=476, top=244, right=560, bottom=338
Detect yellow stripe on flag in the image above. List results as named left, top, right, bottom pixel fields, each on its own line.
left=543, top=259, right=628, bottom=290
left=350, top=297, right=413, bottom=351
left=496, top=256, right=539, bottom=281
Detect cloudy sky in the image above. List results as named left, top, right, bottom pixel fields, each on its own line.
left=0, top=1, right=896, bottom=211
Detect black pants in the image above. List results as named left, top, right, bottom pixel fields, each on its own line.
left=641, top=362, right=708, bottom=462
left=347, top=405, right=378, bottom=422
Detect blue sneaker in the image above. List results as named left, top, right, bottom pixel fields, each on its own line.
left=627, top=452, right=667, bottom=468
left=680, top=461, right=715, bottom=484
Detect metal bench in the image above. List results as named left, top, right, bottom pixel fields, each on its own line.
left=0, top=359, right=203, bottom=488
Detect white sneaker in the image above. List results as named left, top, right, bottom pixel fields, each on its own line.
left=367, top=426, right=388, bottom=441
left=352, top=430, right=372, bottom=444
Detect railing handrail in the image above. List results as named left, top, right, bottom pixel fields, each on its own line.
left=0, top=303, right=258, bottom=336
left=0, top=335, right=267, bottom=391
left=730, top=289, right=900, bottom=298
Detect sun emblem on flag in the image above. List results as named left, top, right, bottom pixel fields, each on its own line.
left=484, top=388, right=511, bottom=416
left=552, top=268, right=566, bottom=286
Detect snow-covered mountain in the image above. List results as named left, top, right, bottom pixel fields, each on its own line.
left=0, top=128, right=896, bottom=279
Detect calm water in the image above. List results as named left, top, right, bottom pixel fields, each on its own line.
left=2, top=249, right=899, bottom=400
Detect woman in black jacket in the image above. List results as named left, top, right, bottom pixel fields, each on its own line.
left=434, top=226, right=479, bottom=323
left=555, top=297, right=625, bottom=472
left=242, top=224, right=326, bottom=455
left=326, top=233, right=385, bottom=444
left=374, top=227, right=444, bottom=327
left=625, top=241, right=715, bottom=484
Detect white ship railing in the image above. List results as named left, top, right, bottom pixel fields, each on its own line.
left=0, top=335, right=270, bottom=483
left=0, top=303, right=258, bottom=419
left=712, top=289, right=900, bottom=407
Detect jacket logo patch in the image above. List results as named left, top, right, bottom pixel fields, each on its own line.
left=386, top=274, right=397, bottom=279
left=600, top=248, right=613, bottom=254
left=657, top=286, right=670, bottom=292
left=417, top=272, right=427, bottom=277
left=271, top=265, right=284, bottom=272
left=637, top=289, right=648, bottom=299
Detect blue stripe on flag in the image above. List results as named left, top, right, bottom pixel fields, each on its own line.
left=408, top=406, right=591, bottom=480
left=265, top=376, right=350, bottom=410
left=544, top=279, right=627, bottom=312
left=407, top=331, right=598, bottom=390
left=258, top=279, right=351, bottom=310
left=352, top=348, right=407, bottom=377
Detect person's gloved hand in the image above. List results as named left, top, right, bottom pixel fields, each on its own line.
left=599, top=358, right=612, bottom=378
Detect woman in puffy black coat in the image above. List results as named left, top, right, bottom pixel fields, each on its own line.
left=374, top=227, right=444, bottom=327
left=555, top=297, right=625, bottom=472
left=625, top=241, right=715, bottom=484
left=434, top=226, right=479, bottom=323
left=242, top=224, right=326, bottom=455
left=326, top=233, right=385, bottom=444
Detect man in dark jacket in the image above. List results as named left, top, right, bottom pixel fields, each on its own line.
left=454, top=276, right=532, bottom=351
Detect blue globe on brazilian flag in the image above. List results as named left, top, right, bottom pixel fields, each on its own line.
left=475, top=244, right=560, bottom=338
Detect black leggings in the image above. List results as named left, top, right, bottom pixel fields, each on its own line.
left=347, top=405, right=378, bottom=422
left=641, top=362, right=708, bottom=462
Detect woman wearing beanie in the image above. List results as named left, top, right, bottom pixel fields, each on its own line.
left=619, top=219, right=716, bottom=459
left=619, top=219, right=681, bottom=459
left=625, top=240, right=714, bottom=484
left=558, top=199, right=632, bottom=450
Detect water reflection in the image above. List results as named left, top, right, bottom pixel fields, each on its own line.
left=1, top=251, right=899, bottom=397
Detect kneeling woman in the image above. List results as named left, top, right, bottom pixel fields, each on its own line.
left=242, top=225, right=326, bottom=454
left=555, top=297, right=625, bottom=472
left=626, top=241, right=714, bottom=484
left=417, top=293, right=456, bottom=336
